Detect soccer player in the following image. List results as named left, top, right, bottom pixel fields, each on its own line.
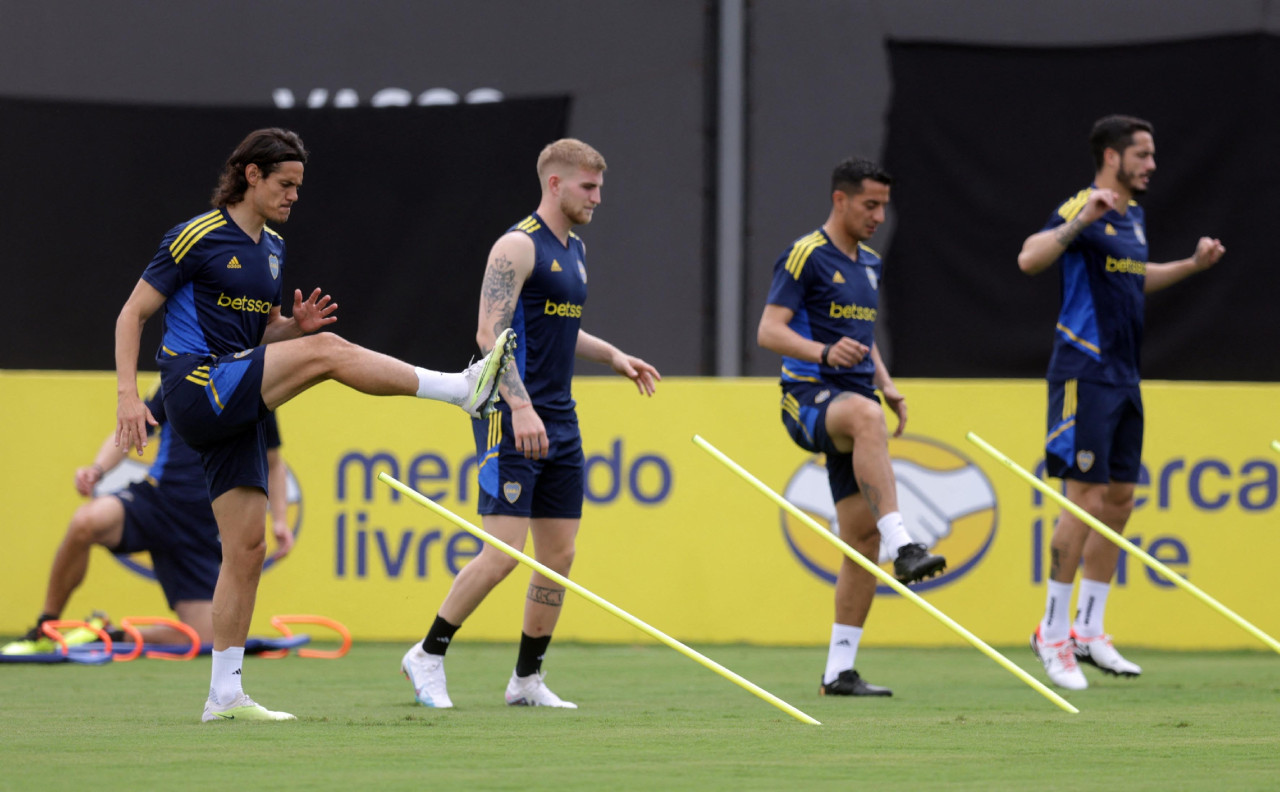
left=757, top=158, right=946, bottom=697
left=114, top=128, right=515, bottom=722
left=401, top=139, right=660, bottom=709
left=1018, top=115, right=1225, bottom=690
left=2, top=399, right=289, bottom=655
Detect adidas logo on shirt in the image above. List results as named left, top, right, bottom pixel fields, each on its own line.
left=227, top=256, right=242, bottom=268
left=833, top=271, right=846, bottom=283
left=550, top=260, right=563, bottom=272
left=1104, top=223, right=1117, bottom=236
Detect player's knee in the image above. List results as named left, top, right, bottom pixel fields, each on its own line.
left=474, top=550, right=520, bottom=583
left=836, top=399, right=886, bottom=440
left=538, top=545, right=576, bottom=576
left=67, top=504, right=112, bottom=546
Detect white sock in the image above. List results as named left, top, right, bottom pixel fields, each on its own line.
left=1073, top=579, right=1110, bottom=639
left=210, top=646, right=246, bottom=706
left=415, top=366, right=466, bottom=403
left=1040, top=580, right=1074, bottom=643
left=823, top=623, right=863, bottom=685
left=877, top=512, right=913, bottom=557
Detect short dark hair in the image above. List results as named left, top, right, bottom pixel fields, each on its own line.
left=1089, top=115, right=1153, bottom=171
left=831, top=157, right=892, bottom=195
left=211, top=128, right=309, bottom=207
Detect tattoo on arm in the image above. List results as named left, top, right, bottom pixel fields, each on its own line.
left=857, top=478, right=883, bottom=521
left=1053, top=215, right=1088, bottom=248
left=527, top=584, right=565, bottom=607
left=481, top=254, right=531, bottom=400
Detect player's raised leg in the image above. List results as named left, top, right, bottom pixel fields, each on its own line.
left=258, top=327, right=515, bottom=418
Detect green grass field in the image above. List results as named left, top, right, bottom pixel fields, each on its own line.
left=4, top=642, right=1277, bottom=791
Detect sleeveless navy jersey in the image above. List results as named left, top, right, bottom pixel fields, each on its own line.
left=765, top=228, right=882, bottom=392
left=507, top=213, right=588, bottom=417
left=141, top=208, right=285, bottom=375
left=1041, top=187, right=1149, bottom=386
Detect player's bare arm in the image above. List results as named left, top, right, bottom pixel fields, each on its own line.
left=477, top=233, right=547, bottom=458
left=575, top=330, right=660, bottom=396
left=261, top=288, right=338, bottom=344
left=114, top=279, right=166, bottom=454
left=757, top=304, right=868, bottom=367
left=1017, top=189, right=1118, bottom=275
left=1144, top=237, right=1226, bottom=293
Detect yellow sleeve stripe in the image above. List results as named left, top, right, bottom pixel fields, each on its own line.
left=170, top=210, right=221, bottom=255
left=1055, top=323, right=1101, bottom=355
left=263, top=225, right=284, bottom=240
left=516, top=216, right=542, bottom=234
left=171, top=213, right=227, bottom=264
left=858, top=242, right=880, bottom=258
left=1056, top=189, right=1092, bottom=223
left=784, top=232, right=826, bottom=280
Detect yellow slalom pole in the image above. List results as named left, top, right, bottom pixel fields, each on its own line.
left=377, top=472, right=821, bottom=726
left=967, top=432, right=1280, bottom=655
left=692, top=435, right=1079, bottom=715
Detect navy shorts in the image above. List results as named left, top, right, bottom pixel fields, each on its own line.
left=1045, top=378, right=1144, bottom=483
left=472, top=409, right=584, bottom=519
left=111, top=480, right=221, bottom=608
left=162, top=347, right=271, bottom=500
left=780, top=382, right=879, bottom=503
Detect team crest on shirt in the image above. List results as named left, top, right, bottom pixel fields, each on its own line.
left=1076, top=450, right=1096, bottom=473
left=578, top=260, right=587, bottom=283
left=1133, top=222, right=1146, bottom=246
left=268, top=254, right=280, bottom=279
left=503, top=481, right=522, bottom=503
left=865, top=267, right=878, bottom=290
left=814, top=389, right=831, bottom=404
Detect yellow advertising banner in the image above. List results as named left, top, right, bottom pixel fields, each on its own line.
left=1, top=372, right=1276, bottom=649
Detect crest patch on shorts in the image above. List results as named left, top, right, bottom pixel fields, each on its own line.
left=1076, top=450, right=1096, bottom=473
left=815, top=389, right=831, bottom=404
left=503, top=481, right=522, bottom=503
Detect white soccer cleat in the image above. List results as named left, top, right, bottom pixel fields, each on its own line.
left=401, top=644, right=453, bottom=708
left=505, top=670, right=577, bottom=708
left=459, top=328, right=517, bottom=418
left=1031, top=627, right=1088, bottom=691
left=201, top=692, right=296, bottom=722
left=1072, top=631, right=1142, bottom=677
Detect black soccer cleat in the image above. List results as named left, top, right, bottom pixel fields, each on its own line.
left=893, top=543, right=946, bottom=584
left=820, top=669, right=892, bottom=697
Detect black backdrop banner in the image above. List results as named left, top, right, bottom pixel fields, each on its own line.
left=883, top=35, right=1279, bottom=381
left=0, top=97, right=569, bottom=371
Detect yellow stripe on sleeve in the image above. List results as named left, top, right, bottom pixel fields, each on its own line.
left=172, top=217, right=227, bottom=263
left=784, top=232, right=826, bottom=280
left=169, top=210, right=221, bottom=256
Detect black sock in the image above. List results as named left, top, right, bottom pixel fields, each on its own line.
left=422, top=615, right=459, bottom=656
left=515, top=632, right=552, bottom=678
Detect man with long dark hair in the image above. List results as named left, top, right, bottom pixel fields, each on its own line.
left=115, top=128, right=515, bottom=721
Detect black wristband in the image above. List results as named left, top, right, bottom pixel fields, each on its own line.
left=820, top=343, right=833, bottom=366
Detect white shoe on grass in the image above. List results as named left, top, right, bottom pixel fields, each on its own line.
left=505, top=670, right=577, bottom=708
left=201, top=693, right=295, bottom=722
left=402, top=644, right=453, bottom=708
left=459, top=328, right=517, bottom=418
left=1072, top=630, right=1142, bottom=677
left=1031, top=627, right=1088, bottom=691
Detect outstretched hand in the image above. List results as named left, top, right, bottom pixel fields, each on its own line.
left=292, top=288, right=338, bottom=334
left=612, top=353, right=661, bottom=396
